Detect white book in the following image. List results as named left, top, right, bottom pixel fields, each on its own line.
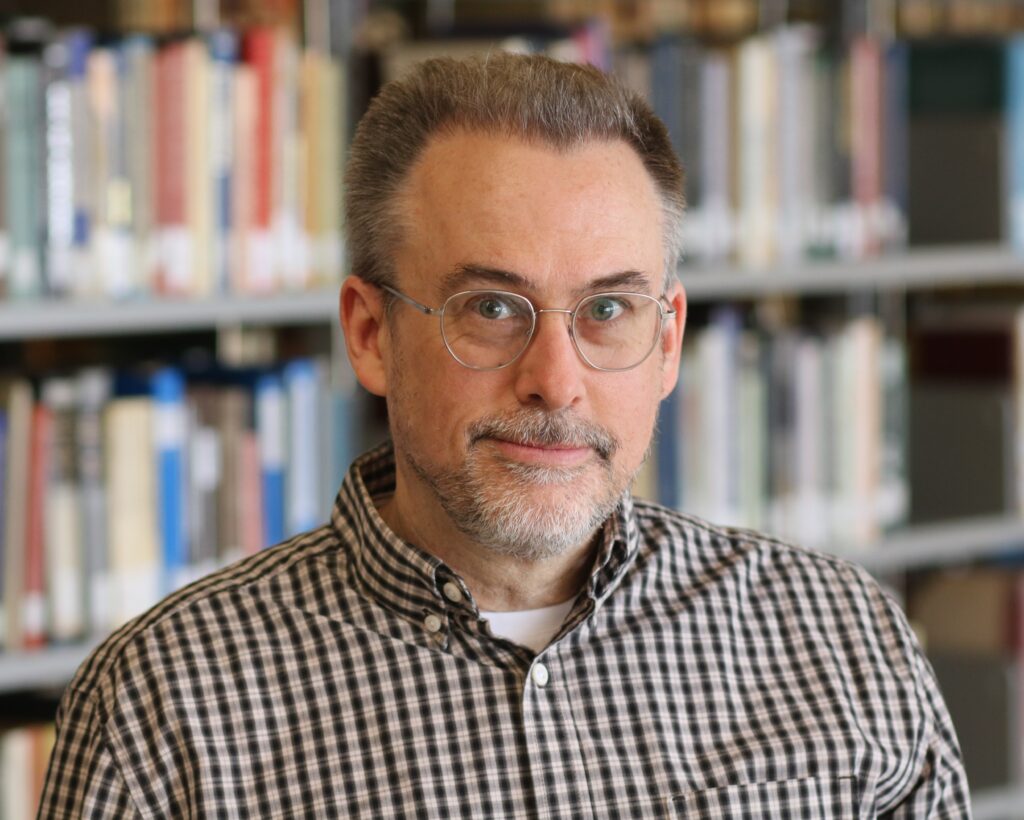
left=738, top=35, right=777, bottom=269
left=793, top=336, right=827, bottom=548
left=105, top=398, right=161, bottom=626
left=42, top=378, right=85, bottom=642
left=1, top=728, right=31, bottom=820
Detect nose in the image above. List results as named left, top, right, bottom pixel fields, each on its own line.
left=511, top=310, right=586, bottom=410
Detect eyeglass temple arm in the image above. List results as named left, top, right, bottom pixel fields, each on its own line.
left=380, top=284, right=441, bottom=316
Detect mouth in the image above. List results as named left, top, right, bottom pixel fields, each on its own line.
left=485, top=436, right=594, bottom=468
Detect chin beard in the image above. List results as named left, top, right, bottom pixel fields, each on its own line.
left=396, top=408, right=640, bottom=562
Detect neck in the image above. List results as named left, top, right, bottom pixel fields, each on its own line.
left=375, top=475, right=598, bottom=612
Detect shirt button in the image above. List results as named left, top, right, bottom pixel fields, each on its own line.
left=442, top=582, right=463, bottom=604
left=424, top=613, right=443, bottom=633
left=531, top=663, right=550, bottom=688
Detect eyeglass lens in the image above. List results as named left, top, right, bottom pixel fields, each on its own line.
left=440, top=291, right=663, bottom=370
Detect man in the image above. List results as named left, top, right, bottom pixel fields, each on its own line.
left=41, top=54, right=969, bottom=817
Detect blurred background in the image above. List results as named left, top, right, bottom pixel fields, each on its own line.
left=0, top=0, right=1022, bottom=816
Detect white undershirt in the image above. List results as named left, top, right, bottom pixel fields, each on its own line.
left=480, top=598, right=576, bottom=653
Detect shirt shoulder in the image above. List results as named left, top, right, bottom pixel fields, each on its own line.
left=628, top=499, right=918, bottom=677
left=64, top=522, right=351, bottom=706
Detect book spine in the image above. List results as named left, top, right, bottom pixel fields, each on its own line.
left=122, top=35, right=156, bottom=297
left=67, top=30, right=95, bottom=299
left=208, top=29, right=238, bottom=296
left=242, top=28, right=277, bottom=294
left=1008, top=37, right=1024, bottom=253
left=256, top=372, right=285, bottom=547
left=23, top=403, right=51, bottom=649
left=42, top=378, right=85, bottom=642
left=154, top=42, right=191, bottom=295
left=105, top=397, right=160, bottom=626
left=284, top=359, right=320, bottom=535
left=2, top=381, right=32, bottom=649
left=185, top=38, right=212, bottom=297
left=75, top=368, right=111, bottom=635
left=43, top=38, right=74, bottom=298
left=5, top=55, right=45, bottom=299
left=153, top=368, right=189, bottom=594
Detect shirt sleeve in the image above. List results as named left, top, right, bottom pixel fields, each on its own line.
left=881, top=598, right=973, bottom=819
left=37, top=684, right=141, bottom=820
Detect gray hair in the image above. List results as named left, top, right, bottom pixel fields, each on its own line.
left=344, top=51, right=685, bottom=292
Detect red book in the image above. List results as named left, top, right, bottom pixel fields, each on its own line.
left=242, top=27, right=275, bottom=234
left=22, top=403, right=51, bottom=650
left=154, top=40, right=189, bottom=294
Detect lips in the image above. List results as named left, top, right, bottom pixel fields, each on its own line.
left=486, top=436, right=593, bottom=467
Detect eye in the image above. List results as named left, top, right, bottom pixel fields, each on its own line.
left=587, top=296, right=627, bottom=322
left=473, top=294, right=518, bottom=320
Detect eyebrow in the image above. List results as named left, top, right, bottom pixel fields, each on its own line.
left=439, top=264, right=655, bottom=300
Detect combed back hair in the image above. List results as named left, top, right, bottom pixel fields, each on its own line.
left=344, top=52, right=686, bottom=292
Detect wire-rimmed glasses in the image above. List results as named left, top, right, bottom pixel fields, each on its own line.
left=381, top=284, right=675, bottom=372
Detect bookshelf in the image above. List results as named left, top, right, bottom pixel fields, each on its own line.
left=0, top=240, right=1020, bottom=342
left=0, top=289, right=341, bottom=340
left=3, top=0, right=1024, bottom=814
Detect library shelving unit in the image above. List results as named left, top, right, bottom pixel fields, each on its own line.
left=2, top=247, right=1024, bottom=815
left=4, top=0, right=1024, bottom=814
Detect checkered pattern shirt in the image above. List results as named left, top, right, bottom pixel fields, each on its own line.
left=40, top=442, right=970, bottom=818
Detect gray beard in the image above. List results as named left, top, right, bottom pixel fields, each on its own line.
left=396, top=408, right=639, bottom=562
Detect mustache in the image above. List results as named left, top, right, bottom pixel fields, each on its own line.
left=467, top=409, right=618, bottom=462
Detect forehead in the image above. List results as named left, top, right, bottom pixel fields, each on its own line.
left=394, top=130, right=665, bottom=297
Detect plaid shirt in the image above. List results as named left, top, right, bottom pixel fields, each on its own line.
left=40, top=442, right=970, bottom=818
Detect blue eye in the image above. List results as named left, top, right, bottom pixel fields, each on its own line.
left=476, top=297, right=515, bottom=320
left=588, top=297, right=626, bottom=322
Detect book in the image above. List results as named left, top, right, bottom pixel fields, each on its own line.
left=256, top=372, right=285, bottom=547
left=1009, top=36, right=1024, bottom=254
left=1, top=379, right=31, bottom=649
left=153, top=367, right=189, bottom=594
left=187, top=384, right=221, bottom=579
left=908, top=304, right=1021, bottom=523
left=75, top=368, right=112, bottom=636
left=105, top=396, right=160, bottom=626
left=4, top=21, right=48, bottom=299
left=23, top=402, right=51, bottom=649
left=41, top=377, right=85, bottom=642
left=284, top=358, right=321, bottom=535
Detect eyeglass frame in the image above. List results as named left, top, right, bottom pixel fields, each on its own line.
left=379, top=282, right=677, bottom=372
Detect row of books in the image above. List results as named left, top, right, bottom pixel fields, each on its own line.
left=624, top=28, right=914, bottom=267
left=640, top=300, right=1024, bottom=550
left=386, top=26, right=909, bottom=267
left=0, top=722, right=52, bottom=820
left=387, top=25, right=1024, bottom=264
left=638, top=312, right=909, bottom=549
left=0, top=359, right=364, bottom=652
left=0, top=20, right=344, bottom=303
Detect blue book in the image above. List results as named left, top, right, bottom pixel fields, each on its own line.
left=1008, top=37, right=1024, bottom=253
left=153, top=368, right=188, bottom=593
left=256, top=373, right=286, bottom=547
left=654, top=389, right=678, bottom=510
left=208, top=29, right=239, bottom=294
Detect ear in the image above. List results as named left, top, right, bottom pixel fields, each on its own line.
left=340, top=276, right=389, bottom=397
left=659, top=280, right=687, bottom=400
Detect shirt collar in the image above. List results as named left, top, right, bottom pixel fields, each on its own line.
left=331, top=441, right=642, bottom=626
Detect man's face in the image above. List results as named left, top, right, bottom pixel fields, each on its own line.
left=378, top=130, right=684, bottom=560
